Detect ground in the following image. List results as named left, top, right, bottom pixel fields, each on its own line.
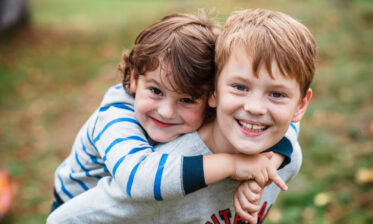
left=0, top=0, right=372, bottom=223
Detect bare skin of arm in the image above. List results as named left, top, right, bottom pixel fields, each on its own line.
left=203, top=152, right=287, bottom=190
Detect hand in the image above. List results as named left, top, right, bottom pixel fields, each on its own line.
left=233, top=180, right=263, bottom=224
left=230, top=152, right=288, bottom=191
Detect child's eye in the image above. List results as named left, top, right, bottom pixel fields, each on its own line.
left=233, top=84, right=247, bottom=92
left=150, top=88, right=162, bottom=96
left=180, top=98, right=196, bottom=104
left=270, top=92, right=284, bottom=98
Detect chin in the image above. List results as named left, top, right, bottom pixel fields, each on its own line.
left=152, top=137, right=169, bottom=143
left=236, top=145, right=264, bottom=155
left=151, top=135, right=175, bottom=143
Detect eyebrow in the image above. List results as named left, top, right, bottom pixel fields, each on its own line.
left=144, top=76, right=162, bottom=86
left=229, top=73, right=294, bottom=90
left=267, top=83, right=293, bottom=89
left=227, top=74, right=249, bottom=82
left=145, top=75, right=184, bottom=94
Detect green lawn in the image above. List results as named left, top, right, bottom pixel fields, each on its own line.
left=0, top=0, right=372, bottom=223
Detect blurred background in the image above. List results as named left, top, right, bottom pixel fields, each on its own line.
left=0, top=0, right=372, bottom=223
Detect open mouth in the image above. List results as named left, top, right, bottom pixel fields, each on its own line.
left=237, top=120, right=268, bottom=133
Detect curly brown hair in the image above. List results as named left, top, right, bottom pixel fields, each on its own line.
left=118, top=13, right=218, bottom=100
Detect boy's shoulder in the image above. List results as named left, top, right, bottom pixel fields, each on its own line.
left=279, top=139, right=302, bottom=182
left=155, top=132, right=212, bottom=156
left=100, top=84, right=134, bottom=108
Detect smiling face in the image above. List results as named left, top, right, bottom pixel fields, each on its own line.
left=208, top=48, right=311, bottom=154
left=130, top=66, right=207, bottom=143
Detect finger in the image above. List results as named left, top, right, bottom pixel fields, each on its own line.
left=239, top=211, right=258, bottom=224
left=243, top=191, right=260, bottom=205
left=234, top=187, right=259, bottom=224
left=242, top=186, right=261, bottom=206
left=255, top=172, right=266, bottom=187
left=261, top=151, right=273, bottom=159
left=240, top=197, right=260, bottom=213
left=247, top=181, right=262, bottom=193
left=234, top=195, right=250, bottom=219
left=249, top=212, right=258, bottom=224
left=233, top=192, right=241, bottom=212
left=237, top=188, right=260, bottom=213
left=268, top=168, right=288, bottom=191
left=262, top=169, right=269, bottom=186
left=265, top=179, right=273, bottom=187
left=234, top=200, right=257, bottom=224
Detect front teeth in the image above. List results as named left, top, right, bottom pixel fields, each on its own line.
left=239, top=121, right=266, bottom=132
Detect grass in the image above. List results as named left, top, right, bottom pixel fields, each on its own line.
left=0, top=0, right=372, bottom=223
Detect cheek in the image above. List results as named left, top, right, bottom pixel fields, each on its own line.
left=218, top=99, right=239, bottom=117
left=270, top=105, right=294, bottom=125
left=134, top=104, right=146, bottom=124
left=182, top=107, right=205, bottom=127
left=134, top=97, right=154, bottom=117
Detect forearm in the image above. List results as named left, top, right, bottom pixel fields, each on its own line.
left=203, top=154, right=234, bottom=185
left=95, top=103, right=191, bottom=201
left=94, top=106, right=158, bottom=198
left=95, top=123, right=188, bottom=200
left=203, top=153, right=271, bottom=185
left=97, top=118, right=207, bottom=200
left=54, top=86, right=207, bottom=203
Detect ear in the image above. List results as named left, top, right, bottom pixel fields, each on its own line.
left=129, top=70, right=137, bottom=94
left=208, top=91, right=217, bottom=108
left=292, top=88, right=312, bottom=123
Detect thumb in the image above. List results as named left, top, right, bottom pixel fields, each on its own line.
left=261, top=151, right=273, bottom=160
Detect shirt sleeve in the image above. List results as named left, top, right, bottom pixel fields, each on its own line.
left=182, top=155, right=206, bottom=195
left=93, top=101, right=205, bottom=201
left=265, top=122, right=300, bottom=169
left=47, top=176, right=159, bottom=224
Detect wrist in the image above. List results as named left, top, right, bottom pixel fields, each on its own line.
left=203, top=153, right=235, bottom=185
left=225, top=154, right=236, bottom=177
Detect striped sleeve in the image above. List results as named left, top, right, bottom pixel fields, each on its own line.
left=54, top=85, right=206, bottom=202
left=92, top=101, right=205, bottom=200
left=265, top=122, right=300, bottom=169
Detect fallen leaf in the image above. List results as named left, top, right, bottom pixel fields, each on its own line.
left=314, top=192, right=331, bottom=207
left=355, top=168, right=373, bottom=184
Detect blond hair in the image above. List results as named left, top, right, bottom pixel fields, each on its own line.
left=215, top=9, right=316, bottom=98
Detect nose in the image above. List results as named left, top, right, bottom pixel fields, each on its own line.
left=158, top=100, right=177, bottom=120
left=243, top=94, right=267, bottom=116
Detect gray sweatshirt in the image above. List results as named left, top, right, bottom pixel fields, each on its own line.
left=47, top=131, right=302, bottom=224
left=53, top=84, right=296, bottom=205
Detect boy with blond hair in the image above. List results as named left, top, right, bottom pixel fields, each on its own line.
left=48, top=8, right=316, bottom=224
left=50, top=12, right=289, bottom=213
